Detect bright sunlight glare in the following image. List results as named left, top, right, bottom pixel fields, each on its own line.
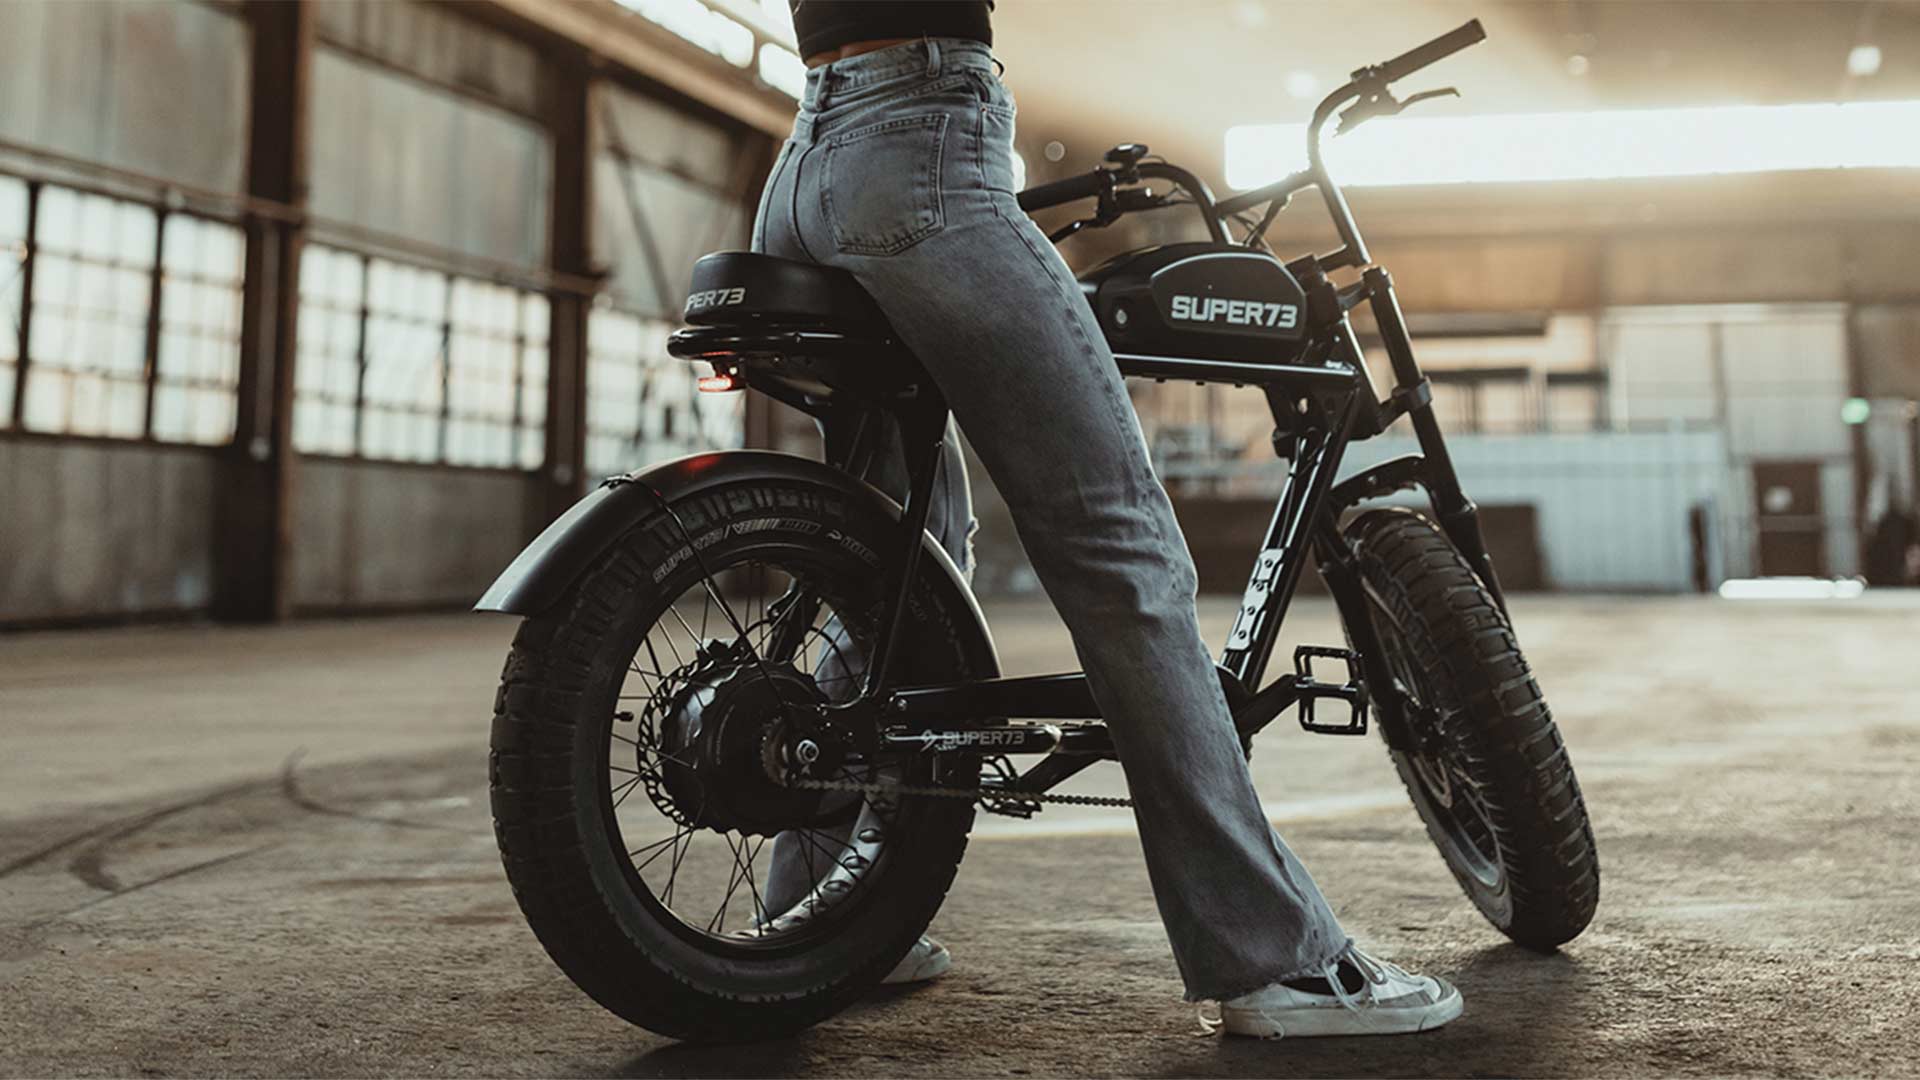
left=1225, top=100, right=1920, bottom=189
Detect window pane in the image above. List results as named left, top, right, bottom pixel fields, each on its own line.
left=586, top=306, right=742, bottom=478
left=518, top=293, right=548, bottom=470
left=0, top=176, right=26, bottom=426
left=22, top=187, right=155, bottom=439
left=152, top=214, right=244, bottom=445
left=360, top=259, right=446, bottom=462
left=293, top=245, right=366, bottom=455
left=445, top=279, right=521, bottom=467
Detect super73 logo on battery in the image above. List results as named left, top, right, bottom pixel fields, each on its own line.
left=1168, top=294, right=1299, bottom=329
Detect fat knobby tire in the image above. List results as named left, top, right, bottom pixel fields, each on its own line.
left=1347, top=508, right=1600, bottom=950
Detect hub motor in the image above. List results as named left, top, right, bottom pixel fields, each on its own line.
left=653, top=660, right=833, bottom=836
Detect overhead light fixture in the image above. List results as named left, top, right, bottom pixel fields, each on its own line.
left=1226, top=99, right=1920, bottom=188
left=1566, top=54, right=1591, bottom=77
left=1284, top=71, right=1321, bottom=100
left=1848, top=44, right=1883, bottom=77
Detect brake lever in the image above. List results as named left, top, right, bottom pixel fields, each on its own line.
left=1336, top=85, right=1459, bottom=137
left=1399, top=86, right=1460, bottom=109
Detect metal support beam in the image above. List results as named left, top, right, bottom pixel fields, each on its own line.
left=540, top=48, right=596, bottom=523
left=487, top=0, right=796, bottom=139
left=214, top=0, right=312, bottom=622
left=10, top=181, right=37, bottom=430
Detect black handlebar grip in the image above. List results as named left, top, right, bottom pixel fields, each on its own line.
left=1016, top=170, right=1109, bottom=212
left=1380, top=19, right=1486, bottom=83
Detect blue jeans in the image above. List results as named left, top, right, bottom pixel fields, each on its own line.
left=754, top=38, right=1349, bottom=1002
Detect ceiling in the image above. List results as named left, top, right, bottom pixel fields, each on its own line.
left=992, top=0, right=1920, bottom=189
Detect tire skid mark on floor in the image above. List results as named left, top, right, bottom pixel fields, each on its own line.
left=30, top=845, right=274, bottom=928
left=3, top=749, right=475, bottom=930
left=0, top=778, right=267, bottom=886
left=278, top=750, right=470, bottom=834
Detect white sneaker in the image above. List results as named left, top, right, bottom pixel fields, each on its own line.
left=1218, top=947, right=1463, bottom=1038
left=882, top=935, right=952, bottom=985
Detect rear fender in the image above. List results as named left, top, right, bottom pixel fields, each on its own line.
left=476, top=451, right=998, bottom=671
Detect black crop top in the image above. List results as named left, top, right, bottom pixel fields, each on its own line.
left=789, top=2, right=993, bottom=60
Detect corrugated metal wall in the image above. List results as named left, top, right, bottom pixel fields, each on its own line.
left=0, top=0, right=244, bottom=623
left=0, top=0, right=250, bottom=192
left=0, top=0, right=767, bottom=624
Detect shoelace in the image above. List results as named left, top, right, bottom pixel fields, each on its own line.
left=1196, top=946, right=1424, bottom=1037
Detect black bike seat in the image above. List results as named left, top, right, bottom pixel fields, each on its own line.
left=682, top=252, right=890, bottom=334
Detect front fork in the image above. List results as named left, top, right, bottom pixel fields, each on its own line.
left=1363, top=266, right=1507, bottom=614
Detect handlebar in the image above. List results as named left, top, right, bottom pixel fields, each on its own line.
left=1015, top=19, right=1487, bottom=264
left=1016, top=169, right=1110, bottom=212
left=1374, top=18, right=1485, bottom=83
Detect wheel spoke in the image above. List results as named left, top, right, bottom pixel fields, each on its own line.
left=665, top=604, right=702, bottom=655
left=740, top=835, right=770, bottom=934
left=711, top=834, right=751, bottom=933
left=632, top=828, right=691, bottom=872
left=610, top=774, right=642, bottom=808
left=661, top=827, right=695, bottom=907
left=599, top=555, right=896, bottom=946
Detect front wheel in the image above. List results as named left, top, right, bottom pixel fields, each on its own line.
left=1345, top=508, right=1599, bottom=950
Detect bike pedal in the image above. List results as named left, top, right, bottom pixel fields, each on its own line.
left=1293, top=645, right=1370, bottom=736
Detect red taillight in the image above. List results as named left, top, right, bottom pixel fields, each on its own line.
left=698, top=371, right=743, bottom=393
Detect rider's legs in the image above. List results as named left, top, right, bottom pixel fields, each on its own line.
left=756, top=39, right=1350, bottom=1002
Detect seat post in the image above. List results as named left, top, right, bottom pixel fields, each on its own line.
left=859, top=386, right=953, bottom=697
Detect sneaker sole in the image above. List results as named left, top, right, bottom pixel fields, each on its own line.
left=881, top=945, right=952, bottom=985
left=1220, top=987, right=1463, bottom=1039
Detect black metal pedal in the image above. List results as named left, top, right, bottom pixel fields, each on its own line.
left=1293, top=646, right=1370, bottom=735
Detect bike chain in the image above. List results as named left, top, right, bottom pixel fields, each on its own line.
left=781, top=772, right=1133, bottom=809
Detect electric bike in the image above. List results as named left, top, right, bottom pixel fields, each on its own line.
left=480, top=19, right=1598, bottom=1040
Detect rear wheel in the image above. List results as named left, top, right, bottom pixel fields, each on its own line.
left=490, top=475, right=988, bottom=1040
left=1345, top=508, right=1599, bottom=950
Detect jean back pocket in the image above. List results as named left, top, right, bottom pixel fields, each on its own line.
left=821, top=113, right=949, bottom=256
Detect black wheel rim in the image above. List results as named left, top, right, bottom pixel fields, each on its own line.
left=1369, top=599, right=1506, bottom=891
left=598, top=549, right=930, bottom=955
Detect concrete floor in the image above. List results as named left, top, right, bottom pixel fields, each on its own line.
left=2, top=594, right=1918, bottom=1077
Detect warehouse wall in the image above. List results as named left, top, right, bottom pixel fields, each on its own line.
left=0, top=0, right=247, bottom=625
left=308, top=44, right=552, bottom=267
left=0, top=0, right=770, bottom=626
left=0, top=0, right=249, bottom=192
left=0, top=439, right=218, bottom=623
left=1342, top=430, right=1729, bottom=591
left=290, top=459, right=538, bottom=611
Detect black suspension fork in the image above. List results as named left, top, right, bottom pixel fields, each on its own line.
left=1222, top=385, right=1364, bottom=689
left=1363, top=266, right=1508, bottom=613
left=1309, top=516, right=1421, bottom=752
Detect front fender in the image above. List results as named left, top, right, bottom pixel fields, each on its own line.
left=475, top=451, right=997, bottom=670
